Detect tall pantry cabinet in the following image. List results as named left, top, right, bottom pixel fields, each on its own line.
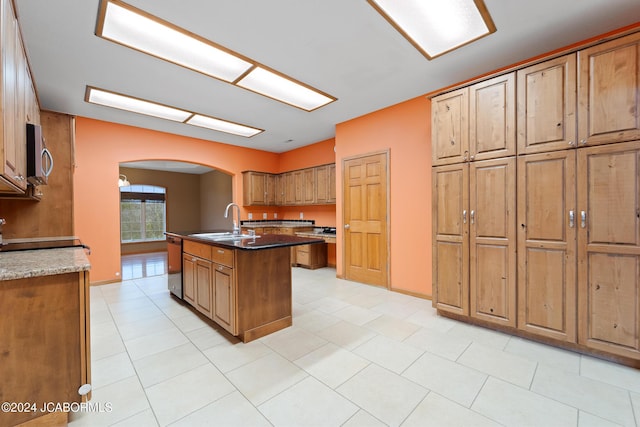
left=432, top=30, right=640, bottom=365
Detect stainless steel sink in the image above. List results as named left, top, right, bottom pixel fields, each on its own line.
left=190, top=232, right=259, bottom=241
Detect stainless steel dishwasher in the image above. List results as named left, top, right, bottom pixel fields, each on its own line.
left=166, top=235, right=183, bottom=299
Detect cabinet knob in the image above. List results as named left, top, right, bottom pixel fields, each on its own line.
left=78, top=384, right=92, bottom=396
left=344, top=224, right=350, bottom=229
left=568, top=140, right=574, bottom=146
left=580, top=139, right=587, bottom=145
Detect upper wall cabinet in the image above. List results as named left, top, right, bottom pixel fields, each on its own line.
left=517, top=54, right=577, bottom=154
left=432, top=73, right=515, bottom=165
left=431, top=87, right=469, bottom=166
left=578, top=32, right=640, bottom=146
left=469, top=73, right=516, bottom=161
left=0, top=0, right=40, bottom=194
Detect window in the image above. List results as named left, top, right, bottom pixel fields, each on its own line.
left=120, top=184, right=166, bottom=242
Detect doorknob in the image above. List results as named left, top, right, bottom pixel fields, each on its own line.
left=344, top=224, right=350, bottom=229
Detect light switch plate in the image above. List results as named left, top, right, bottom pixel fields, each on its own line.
left=263, top=213, right=267, bottom=219
left=274, top=213, right=278, bottom=218
left=248, top=213, right=253, bottom=220
left=300, top=212, right=304, bottom=219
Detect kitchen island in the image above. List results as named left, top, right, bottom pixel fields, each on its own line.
left=166, top=231, right=324, bottom=342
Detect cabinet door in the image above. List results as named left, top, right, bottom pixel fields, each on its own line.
left=469, top=73, right=516, bottom=161
left=195, top=258, right=213, bottom=318
left=2, top=0, right=21, bottom=189
left=265, top=173, right=276, bottom=205
left=315, top=165, right=329, bottom=204
left=577, top=141, right=640, bottom=359
left=284, top=172, right=296, bottom=205
left=328, top=163, right=336, bottom=203
left=517, top=54, right=577, bottom=154
left=275, top=174, right=285, bottom=205
left=303, top=167, right=316, bottom=204
left=469, top=157, right=517, bottom=327
left=432, top=164, right=469, bottom=316
left=213, top=263, right=236, bottom=334
left=182, top=254, right=196, bottom=305
left=293, top=170, right=304, bottom=204
left=517, top=150, right=577, bottom=342
left=243, top=172, right=266, bottom=205
left=432, top=87, right=469, bottom=166
left=578, top=32, right=640, bottom=146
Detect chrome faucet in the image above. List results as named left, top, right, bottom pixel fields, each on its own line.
left=224, top=203, right=241, bottom=235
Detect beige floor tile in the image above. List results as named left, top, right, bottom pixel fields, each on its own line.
left=293, top=309, right=341, bottom=332
left=260, top=326, right=327, bottom=360
left=630, top=392, right=640, bottom=425
left=91, top=351, right=136, bottom=389
left=259, top=376, right=358, bottom=426
left=446, top=322, right=511, bottom=349
left=580, top=355, right=640, bottom=393
left=402, top=351, right=486, bottom=407
left=111, top=409, right=159, bottom=427
left=333, top=305, right=382, bottom=326
left=203, top=339, right=273, bottom=373
left=68, top=376, right=149, bottom=426
left=110, top=303, right=164, bottom=325
left=337, top=364, right=428, bottom=427
left=363, top=314, right=421, bottom=341
left=531, top=365, right=635, bottom=426
left=504, top=337, right=581, bottom=374
left=370, top=300, right=421, bottom=320
left=145, top=364, right=235, bottom=426
left=472, top=377, right=577, bottom=427
left=226, top=352, right=308, bottom=405
left=124, top=327, right=189, bottom=361
left=304, top=296, right=352, bottom=313
left=116, top=314, right=177, bottom=342
left=91, top=330, right=126, bottom=362
left=457, top=342, right=537, bottom=388
left=403, top=327, right=471, bottom=360
left=170, top=391, right=271, bottom=427
left=404, top=309, right=457, bottom=332
left=185, top=324, right=236, bottom=351
left=578, top=411, right=625, bottom=427
left=342, top=410, right=387, bottom=427
left=294, top=342, right=370, bottom=388
left=317, top=320, right=377, bottom=350
left=133, top=342, right=209, bottom=387
left=353, top=334, right=423, bottom=374
left=170, top=311, right=211, bottom=333
left=402, top=392, right=500, bottom=427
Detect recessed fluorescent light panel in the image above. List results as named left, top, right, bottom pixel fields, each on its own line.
left=85, top=86, right=264, bottom=138
left=96, top=0, right=336, bottom=111
left=367, top=0, right=496, bottom=59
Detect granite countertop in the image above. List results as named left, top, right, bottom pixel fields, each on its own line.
left=167, top=231, right=325, bottom=250
left=295, top=231, right=337, bottom=243
left=0, top=247, right=91, bottom=281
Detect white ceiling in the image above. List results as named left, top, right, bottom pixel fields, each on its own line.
left=15, top=0, right=640, bottom=154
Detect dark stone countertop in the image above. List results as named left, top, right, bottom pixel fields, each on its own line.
left=165, top=230, right=325, bottom=250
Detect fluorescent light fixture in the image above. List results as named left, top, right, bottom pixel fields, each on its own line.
left=85, top=86, right=264, bottom=138
left=96, top=0, right=336, bottom=111
left=187, top=114, right=263, bottom=137
left=86, top=86, right=191, bottom=122
left=238, top=67, right=335, bottom=111
left=97, top=0, right=252, bottom=82
left=368, top=0, right=496, bottom=59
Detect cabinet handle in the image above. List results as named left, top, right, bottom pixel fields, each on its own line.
left=463, top=210, right=467, bottom=224
left=580, top=139, right=587, bottom=145
left=568, top=140, right=574, bottom=146
left=569, top=210, right=575, bottom=228
left=470, top=210, right=475, bottom=225
left=581, top=211, right=586, bottom=228
left=217, top=249, right=224, bottom=254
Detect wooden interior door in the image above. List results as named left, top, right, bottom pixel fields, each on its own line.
left=517, top=54, right=577, bottom=154
left=517, top=150, right=577, bottom=342
left=577, top=141, right=640, bottom=359
left=432, top=163, right=469, bottom=316
left=469, top=157, right=517, bottom=327
left=343, top=152, right=388, bottom=287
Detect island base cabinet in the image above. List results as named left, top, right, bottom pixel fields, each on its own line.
left=0, top=271, right=91, bottom=426
left=213, top=263, right=236, bottom=335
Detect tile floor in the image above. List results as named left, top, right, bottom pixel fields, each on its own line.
left=71, top=263, right=640, bottom=426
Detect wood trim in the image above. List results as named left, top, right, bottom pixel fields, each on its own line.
left=427, top=23, right=640, bottom=99
left=390, top=287, right=432, bottom=301
left=240, top=316, right=292, bottom=343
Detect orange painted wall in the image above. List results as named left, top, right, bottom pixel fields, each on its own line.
left=74, top=117, right=279, bottom=283
left=335, top=95, right=432, bottom=296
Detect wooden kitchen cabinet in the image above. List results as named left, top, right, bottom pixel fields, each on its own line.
left=212, top=262, right=235, bottom=334
left=469, top=73, right=516, bottom=161
left=577, top=141, right=640, bottom=359
left=302, top=167, right=316, bottom=204
left=315, top=163, right=336, bottom=204
left=517, top=54, right=577, bottom=154
left=432, top=87, right=469, bottom=166
left=432, top=163, right=469, bottom=316
left=182, top=240, right=213, bottom=318
left=517, top=150, right=577, bottom=342
left=0, top=271, right=91, bottom=426
left=242, top=171, right=276, bottom=206
left=295, top=242, right=327, bottom=269
left=469, top=157, right=517, bottom=327
left=578, top=32, right=640, bottom=147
